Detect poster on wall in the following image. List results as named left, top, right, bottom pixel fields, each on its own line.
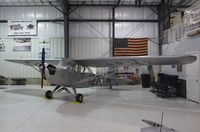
left=38, top=39, right=50, bottom=58
left=8, top=20, right=37, bottom=36
left=0, top=39, right=5, bottom=52
left=13, top=38, right=31, bottom=51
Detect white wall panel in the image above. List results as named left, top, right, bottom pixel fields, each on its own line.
left=0, top=6, right=159, bottom=77
left=70, top=7, right=111, bottom=19
left=70, top=22, right=110, bottom=38
left=70, top=38, right=110, bottom=58
left=0, top=38, right=64, bottom=78
left=50, top=38, right=65, bottom=58
left=69, top=38, right=110, bottom=73
left=69, top=7, right=158, bottom=39
left=0, top=23, right=7, bottom=38
left=115, top=22, right=158, bottom=38
left=0, top=7, right=63, bottom=20
left=148, top=39, right=159, bottom=56
left=115, top=7, right=157, bottom=19
left=161, top=37, right=200, bottom=79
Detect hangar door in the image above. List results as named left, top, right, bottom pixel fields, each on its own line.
left=186, top=52, right=200, bottom=103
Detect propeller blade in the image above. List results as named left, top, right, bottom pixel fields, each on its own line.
left=41, top=76, right=44, bottom=88
left=41, top=48, right=45, bottom=89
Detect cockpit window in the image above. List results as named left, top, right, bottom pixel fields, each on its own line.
left=47, top=64, right=56, bottom=75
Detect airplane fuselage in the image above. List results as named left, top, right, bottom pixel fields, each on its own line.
left=43, top=63, right=94, bottom=88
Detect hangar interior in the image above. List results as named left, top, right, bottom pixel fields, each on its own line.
left=0, top=0, right=200, bottom=132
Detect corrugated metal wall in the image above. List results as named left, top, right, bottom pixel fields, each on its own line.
left=0, top=6, right=159, bottom=78
left=162, top=37, right=200, bottom=79
left=0, top=38, right=64, bottom=78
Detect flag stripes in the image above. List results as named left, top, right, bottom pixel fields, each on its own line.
left=113, top=38, right=148, bottom=56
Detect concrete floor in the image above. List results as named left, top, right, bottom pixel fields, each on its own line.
left=0, top=85, right=200, bottom=132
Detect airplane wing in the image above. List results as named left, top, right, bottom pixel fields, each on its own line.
left=5, top=55, right=196, bottom=67
left=73, top=55, right=197, bottom=67
left=5, top=58, right=61, bottom=66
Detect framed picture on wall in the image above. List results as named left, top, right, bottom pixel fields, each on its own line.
left=0, top=39, right=5, bottom=52
left=8, top=20, right=37, bottom=36
left=13, top=38, right=31, bottom=51
left=177, top=65, right=183, bottom=72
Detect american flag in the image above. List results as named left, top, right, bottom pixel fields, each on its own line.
left=113, top=38, right=148, bottom=56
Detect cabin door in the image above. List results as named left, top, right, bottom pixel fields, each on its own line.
left=186, top=52, right=200, bottom=103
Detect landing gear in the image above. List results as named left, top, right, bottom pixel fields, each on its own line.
left=76, top=93, right=83, bottom=103
left=44, top=86, right=84, bottom=103
left=45, top=90, right=53, bottom=99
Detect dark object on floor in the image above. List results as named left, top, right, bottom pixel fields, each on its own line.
left=177, top=79, right=186, bottom=98
left=151, top=73, right=178, bottom=98
left=10, top=78, right=26, bottom=85
left=141, top=74, right=151, bottom=88
left=0, top=75, right=8, bottom=85
left=0, top=87, right=7, bottom=90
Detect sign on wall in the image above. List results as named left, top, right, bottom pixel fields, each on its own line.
left=0, top=39, right=5, bottom=52
left=13, top=38, right=31, bottom=51
left=8, top=20, right=37, bottom=36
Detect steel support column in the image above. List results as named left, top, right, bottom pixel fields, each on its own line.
left=112, top=7, right=115, bottom=56
left=157, top=0, right=165, bottom=56
left=57, top=0, right=70, bottom=58
left=64, top=12, right=70, bottom=58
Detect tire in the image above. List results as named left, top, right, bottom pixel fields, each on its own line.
left=75, top=93, right=83, bottom=103
left=45, top=90, right=53, bottom=99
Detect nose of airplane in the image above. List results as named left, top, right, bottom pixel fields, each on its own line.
left=47, top=64, right=57, bottom=75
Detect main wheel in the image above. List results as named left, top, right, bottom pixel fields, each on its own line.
left=45, top=90, right=53, bottom=99
left=75, top=93, right=83, bottom=103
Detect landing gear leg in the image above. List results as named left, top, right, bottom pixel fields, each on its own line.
left=72, top=87, right=83, bottom=103
left=45, top=85, right=60, bottom=99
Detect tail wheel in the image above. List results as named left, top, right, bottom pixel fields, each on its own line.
left=76, top=93, right=83, bottom=103
left=45, top=90, right=53, bottom=99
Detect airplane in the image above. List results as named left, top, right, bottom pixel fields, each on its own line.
left=26, top=24, right=35, bottom=30
left=141, top=119, right=178, bottom=132
left=5, top=48, right=197, bottom=103
left=9, top=24, right=23, bottom=31
left=141, top=112, right=178, bottom=132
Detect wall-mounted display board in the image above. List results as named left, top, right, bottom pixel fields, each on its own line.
left=0, top=39, right=5, bottom=52
left=8, top=20, right=37, bottom=36
left=184, top=2, right=200, bottom=37
left=13, top=38, right=31, bottom=51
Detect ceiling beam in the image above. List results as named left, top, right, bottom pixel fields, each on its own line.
left=57, top=0, right=69, bottom=14
left=0, top=19, right=158, bottom=23
left=169, top=0, right=187, bottom=13
left=49, top=1, right=64, bottom=14
left=69, top=3, right=157, bottom=7
left=0, top=4, right=190, bottom=8
left=67, top=4, right=190, bottom=8
left=38, top=18, right=158, bottom=23
left=114, top=0, right=121, bottom=8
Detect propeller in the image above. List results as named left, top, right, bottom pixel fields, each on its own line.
left=41, top=48, right=45, bottom=89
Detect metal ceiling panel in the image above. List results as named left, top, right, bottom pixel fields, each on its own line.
left=0, top=0, right=198, bottom=7
left=0, top=0, right=59, bottom=6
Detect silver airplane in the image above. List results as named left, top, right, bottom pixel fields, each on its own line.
left=5, top=48, right=197, bottom=103
left=141, top=119, right=178, bottom=132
